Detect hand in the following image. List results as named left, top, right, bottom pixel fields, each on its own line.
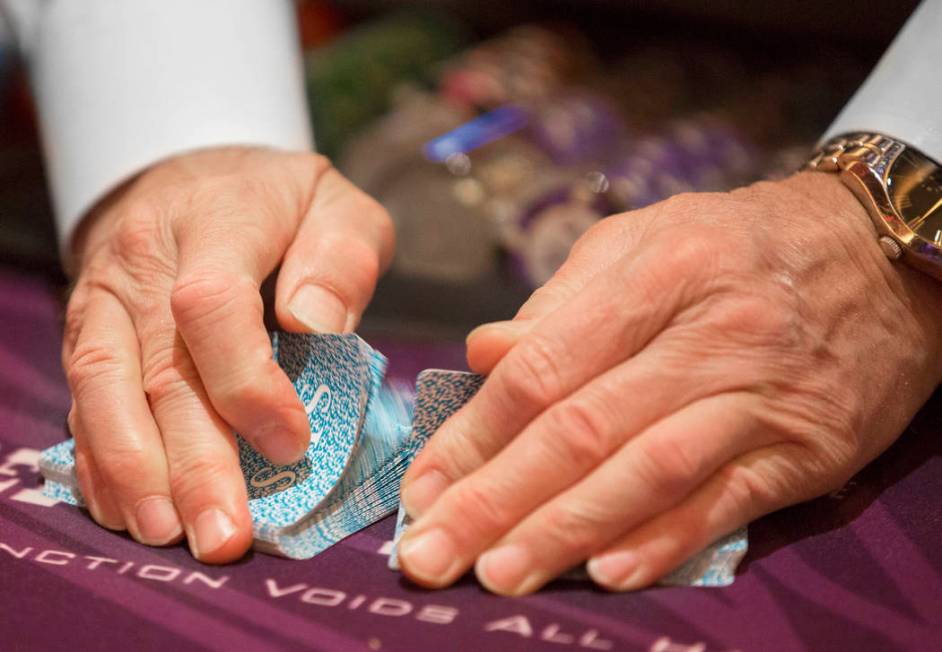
left=63, top=147, right=393, bottom=562
left=397, top=172, right=942, bottom=594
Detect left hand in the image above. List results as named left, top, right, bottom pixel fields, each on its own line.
left=396, top=172, right=942, bottom=595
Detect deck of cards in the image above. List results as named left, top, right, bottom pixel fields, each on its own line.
left=40, top=332, right=417, bottom=559
left=39, top=332, right=746, bottom=585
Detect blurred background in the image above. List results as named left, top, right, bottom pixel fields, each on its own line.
left=0, top=0, right=920, bottom=343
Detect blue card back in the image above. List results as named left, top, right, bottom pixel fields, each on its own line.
left=241, top=333, right=385, bottom=532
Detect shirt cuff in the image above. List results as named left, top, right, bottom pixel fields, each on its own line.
left=27, top=0, right=313, bottom=258
left=823, top=0, right=942, bottom=163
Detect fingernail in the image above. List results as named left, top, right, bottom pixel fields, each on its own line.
left=188, top=508, right=237, bottom=560
left=466, top=320, right=532, bottom=343
left=476, top=543, right=538, bottom=595
left=398, top=528, right=461, bottom=584
left=288, top=284, right=349, bottom=334
left=587, top=550, right=642, bottom=590
left=253, top=424, right=307, bottom=466
left=401, top=469, right=449, bottom=519
left=135, top=496, right=183, bottom=545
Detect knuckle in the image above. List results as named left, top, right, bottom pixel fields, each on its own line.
left=501, top=334, right=565, bottom=408
left=170, top=271, right=253, bottom=326
left=313, top=232, right=382, bottom=298
left=305, top=152, right=331, bottom=173
left=524, top=284, right=559, bottom=308
left=111, top=209, right=170, bottom=265
left=95, top=443, right=149, bottom=488
left=620, top=229, right=730, bottom=309
left=196, top=175, right=267, bottom=212
left=169, top=457, right=234, bottom=503
left=341, top=234, right=382, bottom=285
left=449, top=482, right=512, bottom=536
left=106, top=211, right=177, bottom=295
left=634, top=435, right=701, bottom=496
left=214, top=372, right=274, bottom=415
left=66, top=342, right=125, bottom=396
left=541, top=502, right=609, bottom=556
left=795, top=430, right=858, bottom=492
left=350, top=191, right=392, bottom=229
left=659, top=229, right=726, bottom=277
left=581, top=216, right=620, bottom=242
left=704, top=297, right=800, bottom=356
left=113, top=212, right=158, bottom=256
left=576, top=213, right=634, bottom=250
left=758, top=388, right=860, bottom=473
left=426, top=423, right=493, bottom=480
left=141, top=354, right=196, bottom=406
left=515, top=280, right=573, bottom=319
left=544, top=399, right=612, bottom=469
left=717, top=462, right=778, bottom=515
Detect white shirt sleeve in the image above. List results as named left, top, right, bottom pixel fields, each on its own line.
left=2, top=0, right=312, bottom=257
left=824, top=0, right=942, bottom=162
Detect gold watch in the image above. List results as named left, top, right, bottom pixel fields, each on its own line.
left=805, top=133, right=942, bottom=281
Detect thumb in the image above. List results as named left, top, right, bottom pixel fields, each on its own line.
left=276, top=166, right=395, bottom=333
left=467, top=213, right=646, bottom=373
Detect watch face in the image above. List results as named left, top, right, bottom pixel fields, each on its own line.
left=886, top=148, right=942, bottom=247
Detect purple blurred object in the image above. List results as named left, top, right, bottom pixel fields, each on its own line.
left=506, top=169, right=616, bottom=287
left=607, top=119, right=758, bottom=211
left=607, top=136, right=685, bottom=209
left=526, top=92, right=626, bottom=165
left=670, top=118, right=757, bottom=184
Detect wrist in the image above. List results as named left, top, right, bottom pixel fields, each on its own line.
left=782, top=171, right=942, bottom=376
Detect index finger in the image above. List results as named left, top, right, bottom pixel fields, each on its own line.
left=169, top=174, right=313, bottom=465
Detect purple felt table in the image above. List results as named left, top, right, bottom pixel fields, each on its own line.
left=1, top=265, right=940, bottom=652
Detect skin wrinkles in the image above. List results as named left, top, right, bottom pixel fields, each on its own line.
left=63, top=146, right=394, bottom=560
left=397, top=171, right=942, bottom=595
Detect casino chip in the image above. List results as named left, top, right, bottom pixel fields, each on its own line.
left=522, top=200, right=601, bottom=287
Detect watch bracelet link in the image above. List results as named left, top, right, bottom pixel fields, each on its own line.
left=804, top=132, right=906, bottom=176
left=805, top=132, right=911, bottom=262
left=803, top=133, right=942, bottom=281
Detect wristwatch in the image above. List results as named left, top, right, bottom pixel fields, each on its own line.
left=805, top=133, right=942, bottom=281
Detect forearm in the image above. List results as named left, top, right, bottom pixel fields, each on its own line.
left=7, top=0, right=312, bottom=260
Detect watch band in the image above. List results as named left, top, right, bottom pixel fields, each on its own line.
left=805, top=132, right=942, bottom=281
left=804, top=132, right=906, bottom=177
left=805, top=133, right=909, bottom=261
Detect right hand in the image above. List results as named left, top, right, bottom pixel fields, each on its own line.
left=63, top=146, right=394, bottom=562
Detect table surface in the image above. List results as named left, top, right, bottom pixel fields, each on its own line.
left=1, top=266, right=940, bottom=652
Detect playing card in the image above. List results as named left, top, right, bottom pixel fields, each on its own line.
left=389, top=369, right=485, bottom=570
left=245, top=332, right=382, bottom=537
left=258, top=383, right=416, bottom=559
left=38, top=334, right=750, bottom=583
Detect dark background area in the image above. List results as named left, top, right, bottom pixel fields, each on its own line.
left=0, top=0, right=921, bottom=337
